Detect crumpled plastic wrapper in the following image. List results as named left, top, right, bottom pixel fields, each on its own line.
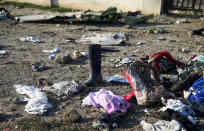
left=14, top=84, right=52, bottom=115
left=43, top=80, right=80, bottom=96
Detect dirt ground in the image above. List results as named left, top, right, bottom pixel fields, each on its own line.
left=0, top=4, right=204, bottom=131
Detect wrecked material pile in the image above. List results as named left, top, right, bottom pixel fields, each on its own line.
left=0, top=4, right=204, bottom=131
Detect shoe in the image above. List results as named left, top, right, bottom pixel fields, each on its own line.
left=83, top=44, right=103, bottom=87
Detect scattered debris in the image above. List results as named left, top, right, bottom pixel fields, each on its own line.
left=1, top=5, right=204, bottom=131
left=37, top=78, right=52, bottom=86
left=120, top=58, right=132, bottom=64
left=31, top=62, right=44, bottom=72
left=161, top=99, right=197, bottom=124
left=80, top=52, right=89, bottom=57
left=143, top=108, right=150, bottom=115
left=43, top=80, right=80, bottom=96
left=114, top=57, right=132, bottom=67
left=176, top=19, right=188, bottom=24
left=104, top=75, right=129, bottom=83
left=137, top=41, right=143, bottom=45
left=0, top=8, right=10, bottom=20
left=140, top=119, right=185, bottom=131
left=158, top=37, right=166, bottom=41
left=185, top=78, right=204, bottom=104
left=93, top=114, right=121, bottom=129
left=14, top=84, right=52, bottom=115
left=15, top=12, right=79, bottom=23
left=129, top=54, right=136, bottom=57
left=78, top=33, right=126, bottom=46
left=16, top=7, right=153, bottom=24
left=144, top=28, right=164, bottom=34
left=148, top=50, right=183, bottom=73
left=42, top=48, right=60, bottom=53
left=191, top=54, right=204, bottom=63
left=123, top=13, right=154, bottom=25
left=0, top=50, right=7, bottom=55
left=92, top=121, right=101, bottom=128
left=49, top=54, right=56, bottom=59
left=160, top=108, right=201, bottom=131
left=181, top=48, right=190, bottom=53
left=20, top=37, right=42, bottom=43
left=124, top=62, right=165, bottom=105
left=83, top=88, right=131, bottom=114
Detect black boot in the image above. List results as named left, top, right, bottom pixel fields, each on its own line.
left=84, top=44, right=103, bottom=87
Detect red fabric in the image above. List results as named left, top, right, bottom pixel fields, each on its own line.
left=124, top=51, right=184, bottom=101
left=123, top=71, right=135, bottom=100
left=149, top=50, right=183, bottom=73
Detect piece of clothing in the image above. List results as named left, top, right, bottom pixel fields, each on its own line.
left=140, top=119, right=185, bottom=131
left=170, top=60, right=204, bottom=93
left=148, top=50, right=183, bottom=73
left=14, top=84, right=52, bottom=115
left=161, top=99, right=196, bottom=124
left=160, top=108, right=201, bottom=131
left=180, top=98, right=204, bottom=117
left=95, top=114, right=121, bottom=129
left=43, top=81, right=80, bottom=96
left=186, top=78, right=204, bottom=104
left=82, top=88, right=131, bottom=114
